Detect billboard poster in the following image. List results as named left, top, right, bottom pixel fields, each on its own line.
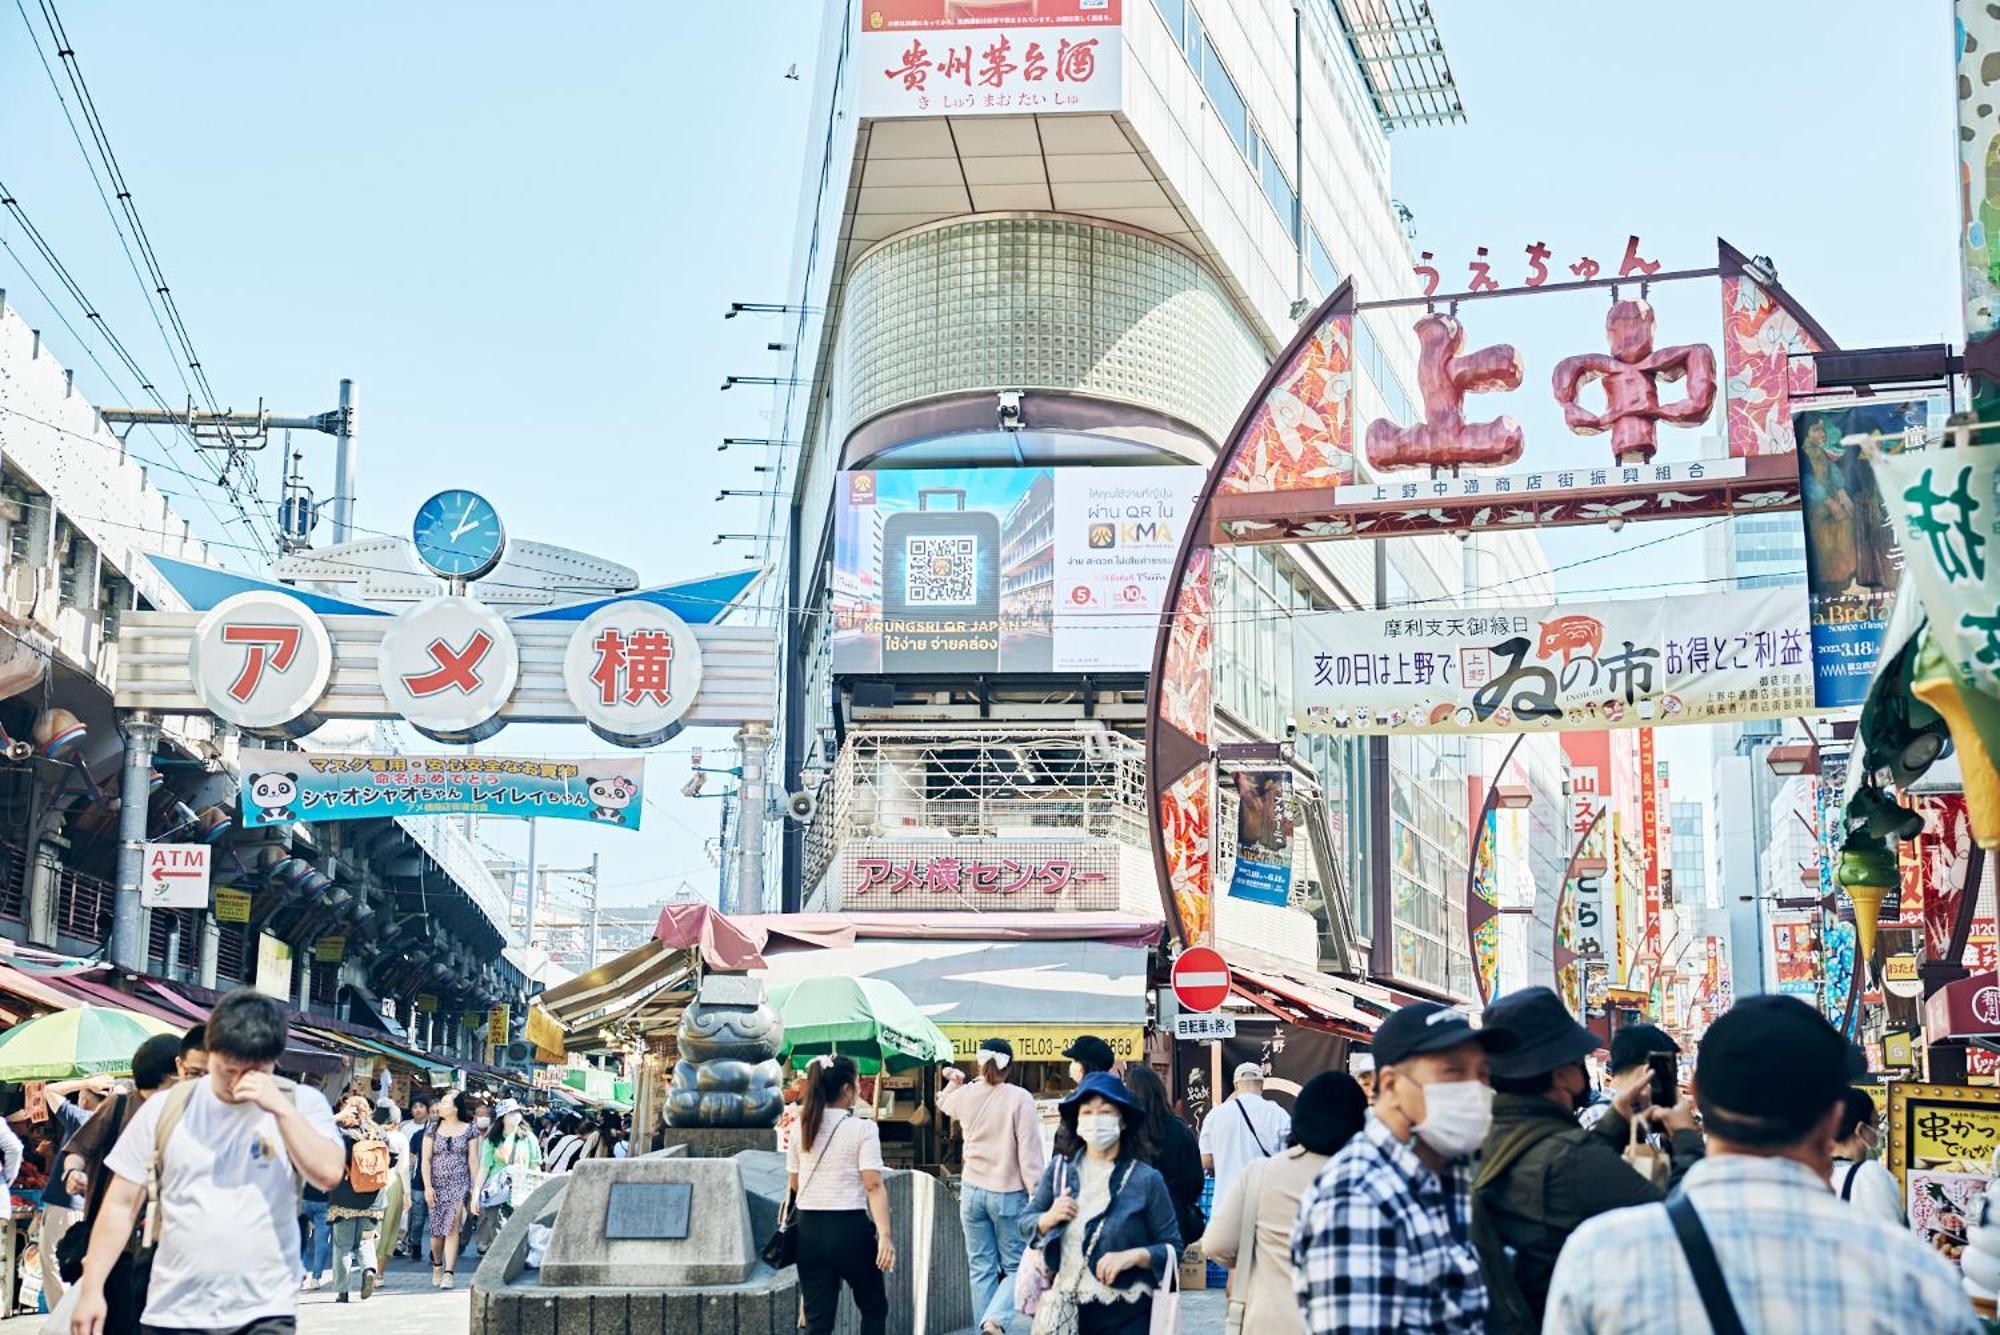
left=1227, top=771, right=1294, bottom=907
left=239, top=746, right=644, bottom=831
left=1876, top=445, right=2000, bottom=709
left=1793, top=397, right=1938, bottom=708
left=858, top=1, right=1122, bottom=120
left=1293, top=586, right=1812, bottom=736
left=830, top=466, right=1201, bottom=675
left=1771, top=917, right=1819, bottom=997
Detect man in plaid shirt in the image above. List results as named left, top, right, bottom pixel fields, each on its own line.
left=1292, top=1001, right=1514, bottom=1334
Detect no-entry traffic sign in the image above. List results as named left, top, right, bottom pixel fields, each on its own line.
left=1172, top=946, right=1231, bottom=1014
left=141, top=843, right=210, bottom=910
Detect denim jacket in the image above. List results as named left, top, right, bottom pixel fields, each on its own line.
left=1020, top=1150, right=1181, bottom=1292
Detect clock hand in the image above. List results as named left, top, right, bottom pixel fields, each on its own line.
left=450, top=503, right=479, bottom=540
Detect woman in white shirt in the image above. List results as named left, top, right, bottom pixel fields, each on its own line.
left=786, top=1055, right=894, bottom=1335
left=1829, top=1087, right=1903, bottom=1227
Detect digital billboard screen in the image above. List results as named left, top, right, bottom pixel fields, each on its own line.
left=830, top=465, right=1203, bottom=675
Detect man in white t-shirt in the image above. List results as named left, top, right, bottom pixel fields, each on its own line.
left=70, top=988, right=344, bottom=1335
left=1199, top=1062, right=1291, bottom=1209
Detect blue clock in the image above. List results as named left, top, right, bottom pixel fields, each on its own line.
left=412, top=489, right=506, bottom=581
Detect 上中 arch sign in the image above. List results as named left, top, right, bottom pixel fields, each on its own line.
left=115, top=590, right=774, bottom=747
left=1146, top=239, right=1847, bottom=951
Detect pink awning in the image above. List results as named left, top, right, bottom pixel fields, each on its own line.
left=0, top=962, right=81, bottom=1014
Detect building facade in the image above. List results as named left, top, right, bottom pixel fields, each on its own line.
left=766, top=1, right=1549, bottom=1001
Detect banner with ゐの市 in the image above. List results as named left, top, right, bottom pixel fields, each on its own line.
left=238, top=747, right=645, bottom=830
left=1291, top=586, right=1812, bottom=735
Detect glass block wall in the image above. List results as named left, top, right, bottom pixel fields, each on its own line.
left=836, top=216, right=1267, bottom=446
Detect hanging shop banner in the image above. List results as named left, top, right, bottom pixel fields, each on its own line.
left=1293, top=586, right=1812, bottom=735
left=1227, top=771, right=1294, bottom=907
left=1876, top=445, right=2000, bottom=704
left=254, top=934, right=292, bottom=1001
left=1770, top=917, right=1819, bottom=998
left=1794, top=398, right=1939, bottom=708
left=238, top=747, right=643, bottom=832
left=857, top=1, right=1123, bottom=121
left=1911, top=795, right=1981, bottom=962
left=829, top=466, right=1203, bottom=675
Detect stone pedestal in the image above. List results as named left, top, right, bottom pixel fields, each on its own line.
left=661, top=1125, right=779, bottom=1160
left=542, top=1158, right=756, bottom=1287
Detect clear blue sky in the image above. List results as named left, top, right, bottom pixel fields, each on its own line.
left=0, top=1, right=1963, bottom=906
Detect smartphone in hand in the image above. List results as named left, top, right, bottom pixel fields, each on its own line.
left=1647, top=1052, right=1678, bottom=1109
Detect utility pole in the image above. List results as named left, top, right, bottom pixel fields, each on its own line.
left=522, top=816, right=538, bottom=950
left=734, top=722, right=771, bottom=914
left=586, top=852, right=601, bottom=969
left=110, top=712, right=157, bottom=972
left=98, top=380, right=357, bottom=543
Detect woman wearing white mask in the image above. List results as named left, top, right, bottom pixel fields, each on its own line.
left=1291, top=1001, right=1511, bottom=1335
left=1020, top=1072, right=1180, bottom=1334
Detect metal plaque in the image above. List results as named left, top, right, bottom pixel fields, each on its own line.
left=603, top=1182, right=693, bottom=1241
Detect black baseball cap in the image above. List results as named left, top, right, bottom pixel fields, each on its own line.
left=1063, top=1034, right=1116, bottom=1072
left=1695, top=995, right=1849, bottom=1132
left=1607, top=1023, right=1679, bottom=1075
left=1483, top=987, right=1600, bottom=1079
left=1371, top=1000, right=1517, bottom=1068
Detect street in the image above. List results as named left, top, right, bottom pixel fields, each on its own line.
left=3, top=1265, right=1231, bottom=1334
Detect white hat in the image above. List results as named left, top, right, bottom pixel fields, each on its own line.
left=1350, top=1053, right=1376, bottom=1075
left=1232, top=1062, right=1265, bottom=1086
left=492, top=1097, right=523, bottom=1120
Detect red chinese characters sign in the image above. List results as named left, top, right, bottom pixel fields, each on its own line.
left=859, top=1, right=1122, bottom=119
left=833, top=838, right=1122, bottom=912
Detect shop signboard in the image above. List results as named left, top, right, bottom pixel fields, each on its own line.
left=315, top=937, right=345, bottom=964
left=830, top=466, right=1202, bottom=675
left=830, top=837, right=1123, bottom=912
left=937, top=1023, right=1143, bottom=1063
left=1877, top=446, right=2000, bottom=709
left=1792, top=397, right=1939, bottom=707
left=213, top=888, right=252, bottom=924
left=1173, top=1013, right=1236, bottom=1041
left=254, top=934, right=292, bottom=1000
left=238, top=746, right=644, bottom=832
left=1770, top=917, right=1818, bottom=998
left=1227, top=771, right=1293, bottom=907
left=488, top=1005, right=511, bottom=1046
left=1292, top=586, right=1812, bottom=735
left=1887, top=1081, right=2000, bottom=1193
left=140, top=843, right=210, bottom=910
left=857, top=1, right=1123, bottom=120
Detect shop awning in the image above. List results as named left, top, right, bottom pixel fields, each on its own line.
left=0, top=961, right=82, bottom=1015
left=296, top=1025, right=455, bottom=1078
left=1925, top=973, right=2000, bottom=1040
left=540, top=939, right=696, bottom=1031
left=137, top=981, right=347, bottom=1075
left=1228, top=962, right=1394, bottom=1040
left=759, top=936, right=1151, bottom=1063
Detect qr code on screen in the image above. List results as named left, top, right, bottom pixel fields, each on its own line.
left=903, top=535, right=977, bottom=606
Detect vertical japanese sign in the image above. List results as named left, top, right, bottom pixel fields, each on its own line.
left=1876, top=447, right=2000, bottom=705
left=1959, top=0, right=2000, bottom=343
left=858, top=1, right=1123, bottom=119
left=1562, top=732, right=1610, bottom=966
left=1639, top=729, right=1661, bottom=965
left=1227, top=771, right=1295, bottom=907
left=1794, top=398, right=1938, bottom=707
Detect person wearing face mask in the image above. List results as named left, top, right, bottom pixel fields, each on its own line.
left=1021, top=1072, right=1179, bottom=1333
left=1063, top=1034, right=1117, bottom=1089
left=1291, top=1000, right=1513, bottom=1335
left=1827, top=1087, right=1901, bottom=1226
left=1468, top=987, right=1700, bottom=1335
left=471, top=1097, right=541, bottom=1253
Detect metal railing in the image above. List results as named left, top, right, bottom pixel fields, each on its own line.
left=802, top=725, right=1148, bottom=895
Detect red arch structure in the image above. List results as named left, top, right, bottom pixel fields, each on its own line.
left=1144, top=239, right=1839, bottom=1000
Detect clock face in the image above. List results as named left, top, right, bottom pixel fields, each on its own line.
left=412, top=490, right=505, bottom=581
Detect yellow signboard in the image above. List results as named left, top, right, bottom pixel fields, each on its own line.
left=1888, top=1081, right=2000, bottom=1188
left=213, top=888, right=252, bottom=924
left=526, top=1004, right=565, bottom=1060
left=936, top=1023, right=1143, bottom=1063
left=487, top=1004, right=510, bottom=1045
left=416, top=993, right=438, bottom=1014
left=1883, top=1030, right=1916, bottom=1070
left=315, top=936, right=345, bottom=964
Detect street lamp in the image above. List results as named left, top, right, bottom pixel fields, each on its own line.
left=1764, top=742, right=1819, bottom=777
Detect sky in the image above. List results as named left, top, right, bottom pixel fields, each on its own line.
left=0, top=2, right=1965, bottom=910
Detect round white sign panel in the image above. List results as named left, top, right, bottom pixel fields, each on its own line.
left=561, top=601, right=705, bottom=746
left=378, top=596, right=520, bottom=740
left=187, top=591, right=335, bottom=734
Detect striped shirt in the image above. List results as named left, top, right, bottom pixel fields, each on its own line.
left=1544, top=1155, right=1977, bottom=1335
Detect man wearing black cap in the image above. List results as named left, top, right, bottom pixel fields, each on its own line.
left=1575, top=1022, right=1679, bottom=1137
left=1062, top=1034, right=1116, bottom=1086
left=1292, top=1000, right=1512, bottom=1334
left=1544, top=996, right=1976, bottom=1334
left=1470, top=988, right=1701, bottom=1334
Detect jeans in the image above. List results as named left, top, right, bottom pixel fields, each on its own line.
left=39, top=1203, right=74, bottom=1307
left=797, top=1209, right=886, bottom=1335
left=330, top=1216, right=370, bottom=1296
left=960, top=1185, right=1027, bottom=1329
left=299, top=1199, right=331, bottom=1279
left=405, top=1193, right=428, bottom=1255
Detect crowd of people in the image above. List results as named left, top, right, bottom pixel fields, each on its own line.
left=0, top=987, right=631, bottom=1333
left=782, top=990, right=1981, bottom=1335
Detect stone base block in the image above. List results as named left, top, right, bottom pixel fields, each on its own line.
left=661, top=1125, right=779, bottom=1159
left=472, top=1267, right=798, bottom=1335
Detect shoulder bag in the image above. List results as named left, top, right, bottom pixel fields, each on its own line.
left=1665, top=1194, right=1747, bottom=1335
left=1014, top=1157, right=1067, bottom=1317
left=1234, top=1100, right=1272, bottom=1158
left=1031, top=1159, right=1135, bottom=1335
left=1624, top=1113, right=1670, bottom=1189
left=55, top=1092, right=129, bottom=1284
left=1221, top=1156, right=1267, bottom=1335
left=763, top=1113, right=851, bottom=1268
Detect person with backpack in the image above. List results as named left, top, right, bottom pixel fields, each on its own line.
left=471, top=1098, right=540, bottom=1253
left=1198, top=1062, right=1290, bottom=1210
left=1471, top=987, right=1701, bottom=1334
left=67, top=988, right=344, bottom=1335
left=326, top=1094, right=399, bottom=1303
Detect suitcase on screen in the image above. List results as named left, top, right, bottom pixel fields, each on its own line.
left=881, top=487, right=1001, bottom=674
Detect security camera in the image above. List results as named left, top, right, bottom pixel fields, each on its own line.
left=997, top=389, right=1025, bottom=432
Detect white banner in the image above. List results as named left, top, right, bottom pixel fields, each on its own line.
left=856, top=3, right=1123, bottom=120
left=1874, top=445, right=2000, bottom=700
left=1293, top=587, right=1813, bottom=735
left=1051, top=467, right=1203, bottom=670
